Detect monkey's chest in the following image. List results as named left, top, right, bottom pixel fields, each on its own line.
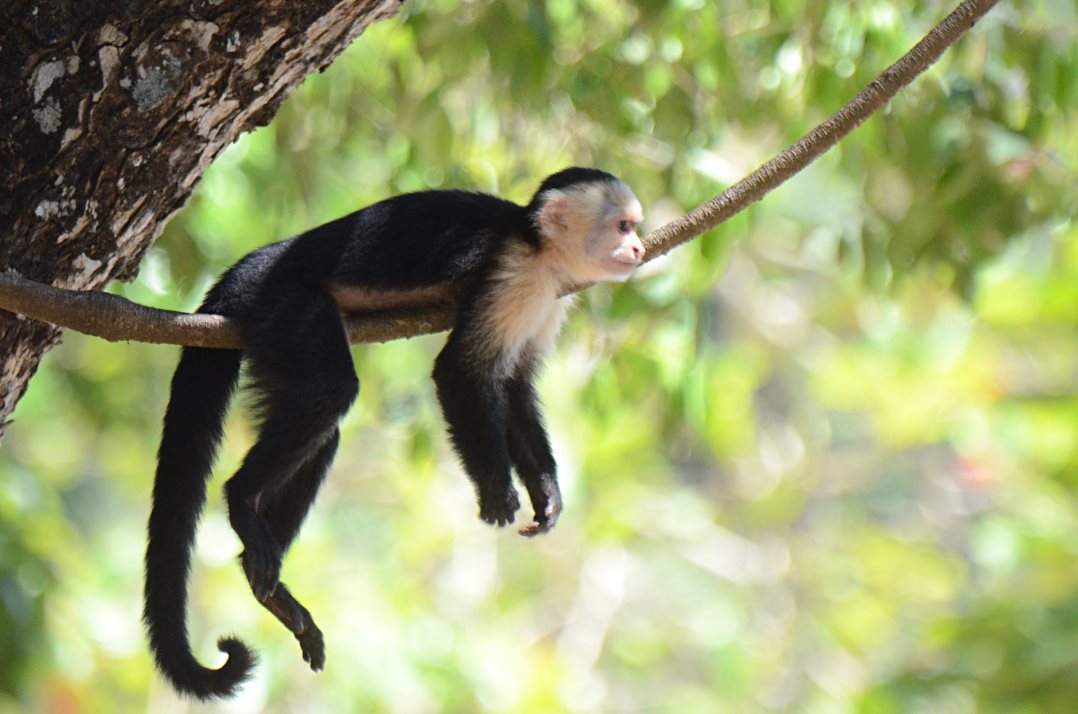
left=483, top=277, right=572, bottom=372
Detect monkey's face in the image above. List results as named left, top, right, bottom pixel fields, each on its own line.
left=539, top=179, right=645, bottom=283
left=591, top=203, right=646, bottom=281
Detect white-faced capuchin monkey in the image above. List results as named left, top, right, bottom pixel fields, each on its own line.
left=143, top=167, right=644, bottom=699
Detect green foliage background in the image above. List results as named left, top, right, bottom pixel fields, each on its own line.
left=2, top=0, right=1076, bottom=711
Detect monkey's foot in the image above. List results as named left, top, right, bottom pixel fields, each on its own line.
left=297, top=622, right=326, bottom=671
left=519, top=474, right=563, bottom=537
left=479, top=487, right=521, bottom=527
left=260, top=582, right=327, bottom=672
left=241, top=543, right=283, bottom=601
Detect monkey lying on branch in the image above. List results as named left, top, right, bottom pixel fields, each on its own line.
left=143, top=168, right=645, bottom=699
left=0, top=3, right=995, bottom=697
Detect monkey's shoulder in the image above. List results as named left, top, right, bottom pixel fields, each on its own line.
left=351, top=190, right=533, bottom=243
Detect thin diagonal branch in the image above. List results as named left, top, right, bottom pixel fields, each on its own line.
left=0, top=0, right=999, bottom=351
left=642, top=0, right=999, bottom=259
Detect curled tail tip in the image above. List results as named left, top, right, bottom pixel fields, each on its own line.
left=209, top=636, right=258, bottom=698
left=217, top=635, right=257, bottom=674
left=157, top=637, right=257, bottom=701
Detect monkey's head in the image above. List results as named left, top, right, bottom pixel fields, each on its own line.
left=529, top=168, right=645, bottom=284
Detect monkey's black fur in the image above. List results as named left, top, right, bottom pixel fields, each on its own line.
left=143, top=168, right=640, bottom=699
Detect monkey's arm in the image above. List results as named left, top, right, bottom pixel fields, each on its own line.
left=432, top=329, right=521, bottom=527
left=505, top=360, right=562, bottom=536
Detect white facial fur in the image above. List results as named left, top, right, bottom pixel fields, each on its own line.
left=537, top=179, right=645, bottom=284
left=470, top=177, right=644, bottom=378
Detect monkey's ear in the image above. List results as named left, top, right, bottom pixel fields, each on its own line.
left=537, top=193, right=569, bottom=237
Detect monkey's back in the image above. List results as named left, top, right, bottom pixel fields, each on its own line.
left=201, top=190, right=537, bottom=316
left=322, top=190, right=536, bottom=289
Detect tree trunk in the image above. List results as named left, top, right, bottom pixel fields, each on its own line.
left=0, top=0, right=401, bottom=436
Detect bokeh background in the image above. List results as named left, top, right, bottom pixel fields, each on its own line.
left=2, top=0, right=1076, bottom=711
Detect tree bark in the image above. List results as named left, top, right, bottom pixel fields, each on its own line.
left=0, top=0, right=401, bottom=435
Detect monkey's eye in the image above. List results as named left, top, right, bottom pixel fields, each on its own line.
left=618, top=219, right=632, bottom=234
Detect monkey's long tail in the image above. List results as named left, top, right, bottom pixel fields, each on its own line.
left=143, top=345, right=255, bottom=700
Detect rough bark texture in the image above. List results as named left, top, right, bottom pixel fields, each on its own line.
left=0, top=0, right=402, bottom=435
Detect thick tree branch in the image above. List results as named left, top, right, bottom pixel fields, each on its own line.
left=0, top=0, right=402, bottom=432
left=0, top=0, right=999, bottom=351
left=0, top=271, right=455, bottom=348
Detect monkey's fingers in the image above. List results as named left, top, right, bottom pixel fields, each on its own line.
left=481, top=512, right=516, bottom=528
left=519, top=480, right=562, bottom=537
left=478, top=487, right=521, bottom=527
left=518, top=508, right=560, bottom=537
left=518, top=519, right=554, bottom=537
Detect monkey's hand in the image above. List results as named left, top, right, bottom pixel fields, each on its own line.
left=519, top=473, right=562, bottom=538
left=479, top=486, right=521, bottom=528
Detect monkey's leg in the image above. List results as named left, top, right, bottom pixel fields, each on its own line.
left=261, top=428, right=340, bottom=553
left=504, top=362, right=562, bottom=537
left=252, top=429, right=341, bottom=671
left=433, top=334, right=520, bottom=527
left=226, top=288, right=358, bottom=601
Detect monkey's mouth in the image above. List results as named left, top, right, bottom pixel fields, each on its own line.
left=610, top=253, right=643, bottom=269
left=602, top=256, right=642, bottom=279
